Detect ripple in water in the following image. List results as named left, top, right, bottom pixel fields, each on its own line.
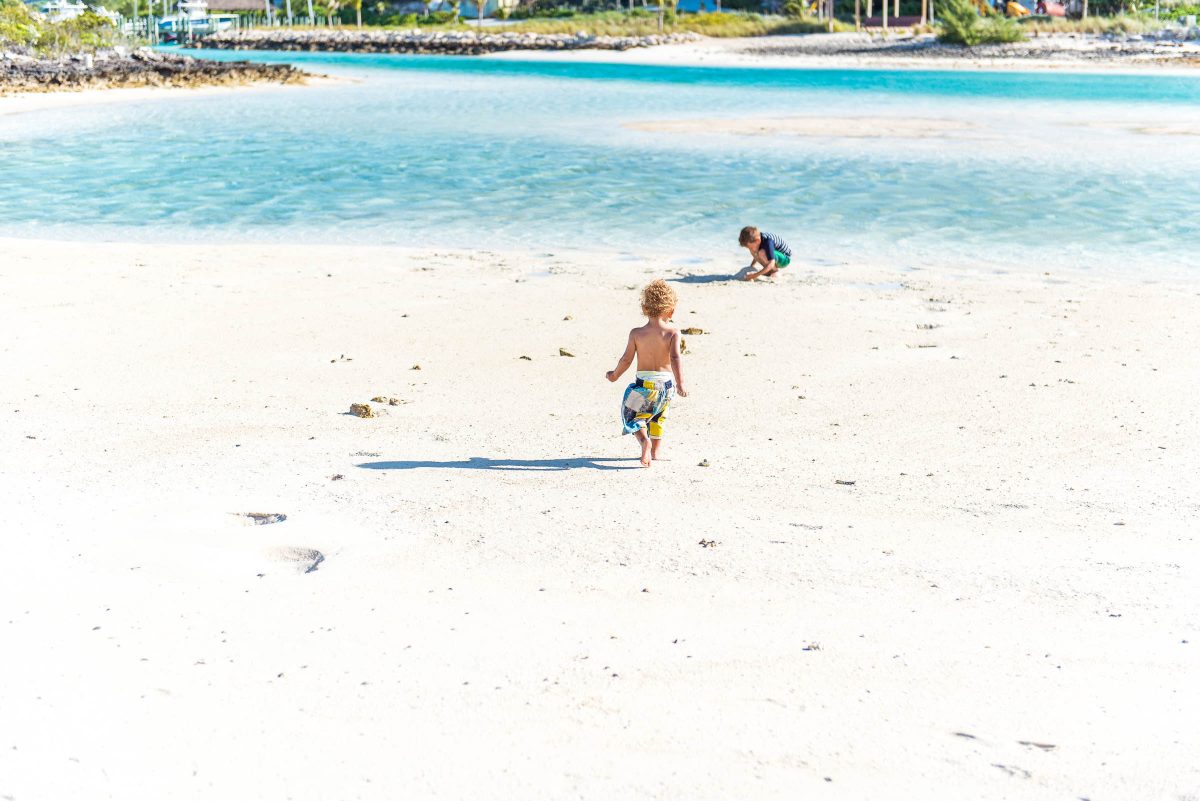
left=1, top=51, right=1198, bottom=275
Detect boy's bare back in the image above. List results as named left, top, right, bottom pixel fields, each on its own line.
left=629, top=320, right=680, bottom=374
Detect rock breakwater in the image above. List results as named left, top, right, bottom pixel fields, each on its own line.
left=0, top=47, right=306, bottom=94
left=194, top=28, right=702, bottom=55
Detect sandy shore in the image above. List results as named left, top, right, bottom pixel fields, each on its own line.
left=2, top=237, right=1197, bottom=800
left=0, top=74, right=346, bottom=115
left=487, top=31, right=1200, bottom=73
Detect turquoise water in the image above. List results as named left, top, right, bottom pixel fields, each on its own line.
left=2, top=49, right=1199, bottom=273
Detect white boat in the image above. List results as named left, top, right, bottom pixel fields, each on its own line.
left=38, top=0, right=88, bottom=20
left=157, top=0, right=239, bottom=40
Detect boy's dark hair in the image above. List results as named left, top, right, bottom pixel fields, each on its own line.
left=738, top=226, right=760, bottom=246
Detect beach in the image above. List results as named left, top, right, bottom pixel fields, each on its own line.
left=2, top=236, right=1197, bottom=799
left=485, top=30, right=1200, bottom=72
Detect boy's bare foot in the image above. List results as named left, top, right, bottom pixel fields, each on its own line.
left=636, top=432, right=652, bottom=467
left=651, top=439, right=666, bottom=460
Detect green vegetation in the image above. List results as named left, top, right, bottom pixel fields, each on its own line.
left=504, top=9, right=852, bottom=36
left=937, top=0, right=1026, bottom=43
left=1019, top=14, right=1159, bottom=32
left=1160, top=2, right=1200, bottom=19
left=0, top=0, right=41, bottom=47
left=0, top=0, right=121, bottom=53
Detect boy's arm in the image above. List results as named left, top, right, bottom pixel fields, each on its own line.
left=605, top=332, right=636, bottom=382
left=670, top=331, right=687, bottom=397
left=744, top=248, right=775, bottom=280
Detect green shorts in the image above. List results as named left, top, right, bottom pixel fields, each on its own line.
left=774, top=252, right=791, bottom=268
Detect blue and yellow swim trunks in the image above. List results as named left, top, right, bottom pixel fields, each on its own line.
left=621, top=371, right=674, bottom=440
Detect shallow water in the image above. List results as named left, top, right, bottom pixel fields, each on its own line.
left=2, top=49, right=1199, bottom=274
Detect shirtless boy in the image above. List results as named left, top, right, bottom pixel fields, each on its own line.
left=605, top=279, right=689, bottom=467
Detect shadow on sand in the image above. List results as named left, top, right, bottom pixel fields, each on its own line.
left=357, top=456, right=642, bottom=472
left=670, top=273, right=739, bottom=284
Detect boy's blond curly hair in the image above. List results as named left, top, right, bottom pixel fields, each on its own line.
left=640, top=279, right=677, bottom=319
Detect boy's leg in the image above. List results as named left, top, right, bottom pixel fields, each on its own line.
left=763, top=252, right=789, bottom=277
left=749, top=249, right=781, bottom=279
left=648, top=406, right=668, bottom=460
left=633, top=429, right=652, bottom=467
left=650, top=437, right=665, bottom=460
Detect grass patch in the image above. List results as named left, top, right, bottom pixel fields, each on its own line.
left=504, top=10, right=852, bottom=37
left=1019, top=15, right=1160, bottom=33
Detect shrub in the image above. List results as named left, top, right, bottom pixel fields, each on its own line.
left=1163, top=2, right=1200, bottom=19
left=51, top=10, right=119, bottom=50
left=0, top=0, right=39, bottom=49
left=937, top=0, right=1025, bottom=44
left=1, top=1, right=119, bottom=54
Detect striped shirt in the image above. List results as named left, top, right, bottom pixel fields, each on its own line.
left=760, top=231, right=792, bottom=261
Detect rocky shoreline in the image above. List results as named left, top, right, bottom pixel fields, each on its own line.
left=193, top=29, right=702, bottom=55
left=0, top=48, right=306, bottom=95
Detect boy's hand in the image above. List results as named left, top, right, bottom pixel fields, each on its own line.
left=605, top=370, right=617, bottom=382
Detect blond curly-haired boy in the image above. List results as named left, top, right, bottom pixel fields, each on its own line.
left=605, top=279, right=689, bottom=467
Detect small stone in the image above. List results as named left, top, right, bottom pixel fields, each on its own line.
left=698, top=459, right=710, bottom=467
left=563, top=315, right=573, bottom=320
left=370, top=396, right=387, bottom=403
left=559, top=348, right=574, bottom=357
left=681, top=327, right=705, bottom=335
left=387, top=397, right=403, bottom=406
left=330, top=474, right=344, bottom=481
left=519, top=355, right=532, bottom=361
left=349, top=403, right=376, bottom=418
left=411, top=364, right=421, bottom=370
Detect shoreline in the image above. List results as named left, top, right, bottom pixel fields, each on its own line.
left=2, top=232, right=1196, bottom=286
left=0, top=74, right=344, bottom=114
left=0, top=48, right=312, bottom=99
left=1, top=34, right=1197, bottom=117
left=485, top=31, right=1200, bottom=74
left=3, top=236, right=1197, bottom=799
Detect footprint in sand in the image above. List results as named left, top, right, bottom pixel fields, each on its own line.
left=267, top=546, right=325, bottom=574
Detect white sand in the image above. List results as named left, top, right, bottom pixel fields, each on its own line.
left=1, top=237, right=1198, bottom=800
left=0, top=75, right=345, bottom=116
left=485, top=33, right=1200, bottom=74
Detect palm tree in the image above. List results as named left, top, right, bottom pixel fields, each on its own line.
left=657, top=0, right=676, bottom=31
left=422, top=0, right=434, bottom=17
left=476, top=0, right=484, bottom=28
left=448, top=0, right=460, bottom=22
left=353, top=0, right=361, bottom=25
